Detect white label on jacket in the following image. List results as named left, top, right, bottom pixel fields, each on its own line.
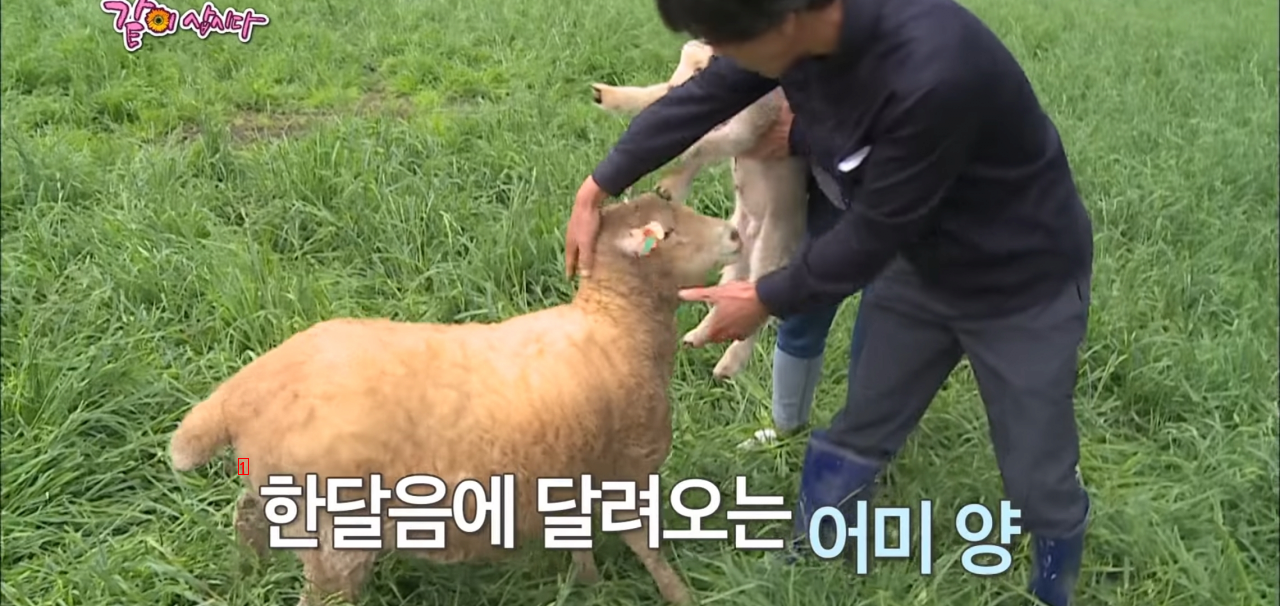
left=837, top=145, right=872, bottom=173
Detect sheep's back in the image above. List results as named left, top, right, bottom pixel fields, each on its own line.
left=228, top=311, right=675, bottom=559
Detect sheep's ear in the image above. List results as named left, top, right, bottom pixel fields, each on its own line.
left=616, top=220, right=667, bottom=257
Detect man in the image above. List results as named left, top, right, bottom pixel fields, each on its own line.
left=563, top=0, right=1094, bottom=604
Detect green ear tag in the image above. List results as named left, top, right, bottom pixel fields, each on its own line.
left=641, top=236, right=658, bottom=255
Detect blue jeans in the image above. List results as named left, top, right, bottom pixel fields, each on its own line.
left=774, top=175, right=873, bottom=367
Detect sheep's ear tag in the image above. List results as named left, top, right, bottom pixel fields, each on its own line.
left=637, top=221, right=665, bottom=257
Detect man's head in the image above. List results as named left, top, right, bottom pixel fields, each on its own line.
left=654, top=0, right=842, bottom=78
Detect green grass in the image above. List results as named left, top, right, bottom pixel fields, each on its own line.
left=2, top=0, right=1277, bottom=604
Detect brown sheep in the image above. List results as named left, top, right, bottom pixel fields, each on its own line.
left=168, top=186, right=742, bottom=605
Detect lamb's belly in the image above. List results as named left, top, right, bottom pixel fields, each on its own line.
left=731, top=157, right=807, bottom=219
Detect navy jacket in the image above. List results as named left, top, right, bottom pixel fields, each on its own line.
left=592, top=0, right=1093, bottom=319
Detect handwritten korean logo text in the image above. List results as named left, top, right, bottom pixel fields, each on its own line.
left=101, top=0, right=269, bottom=52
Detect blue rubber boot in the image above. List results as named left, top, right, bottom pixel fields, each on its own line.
left=778, top=428, right=880, bottom=563
left=1029, top=495, right=1089, bottom=605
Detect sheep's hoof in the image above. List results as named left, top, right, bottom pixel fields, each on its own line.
left=571, top=552, right=600, bottom=585
left=658, top=580, right=694, bottom=605
left=573, top=564, right=600, bottom=585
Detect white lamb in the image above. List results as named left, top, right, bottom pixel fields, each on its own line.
left=591, top=39, right=810, bottom=381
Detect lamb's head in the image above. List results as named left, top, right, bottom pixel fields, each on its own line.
left=594, top=191, right=741, bottom=290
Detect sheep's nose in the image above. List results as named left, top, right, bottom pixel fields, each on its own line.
left=728, top=227, right=740, bottom=242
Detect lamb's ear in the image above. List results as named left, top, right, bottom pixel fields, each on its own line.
left=653, top=168, right=693, bottom=206
left=615, top=220, right=667, bottom=257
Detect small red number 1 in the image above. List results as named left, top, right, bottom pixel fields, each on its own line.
left=237, top=458, right=250, bottom=476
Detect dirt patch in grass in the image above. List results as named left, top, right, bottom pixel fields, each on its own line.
left=353, top=91, right=414, bottom=119
left=228, top=111, right=322, bottom=142
left=178, top=91, right=417, bottom=144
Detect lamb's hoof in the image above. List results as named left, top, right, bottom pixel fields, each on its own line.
left=712, top=356, right=746, bottom=380
left=681, top=328, right=709, bottom=349
left=711, top=342, right=751, bottom=380
left=590, top=83, right=610, bottom=106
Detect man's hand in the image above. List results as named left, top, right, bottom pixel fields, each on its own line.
left=739, top=101, right=794, bottom=160
left=678, top=281, right=771, bottom=343
left=566, top=176, right=606, bottom=278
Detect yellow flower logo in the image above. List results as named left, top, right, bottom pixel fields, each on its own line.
left=145, top=8, right=171, bottom=33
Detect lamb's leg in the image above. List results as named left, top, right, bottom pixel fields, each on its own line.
left=713, top=327, right=759, bottom=380
left=234, top=490, right=271, bottom=561
left=712, top=160, right=771, bottom=378
left=571, top=550, right=601, bottom=584
left=711, top=209, right=803, bottom=381
left=669, top=92, right=782, bottom=172
left=683, top=202, right=758, bottom=380
left=724, top=213, right=800, bottom=379
left=679, top=159, right=766, bottom=379
left=674, top=118, right=768, bottom=171
left=652, top=117, right=773, bottom=206
left=747, top=215, right=800, bottom=296
left=591, top=83, right=672, bottom=113
left=653, top=162, right=701, bottom=206
left=684, top=202, right=753, bottom=343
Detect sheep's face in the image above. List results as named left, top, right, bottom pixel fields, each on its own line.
left=602, top=193, right=741, bottom=288
left=667, top=40, right=714, bottom=88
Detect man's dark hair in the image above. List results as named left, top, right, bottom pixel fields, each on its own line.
left=654, top=0, right=838, bottom=45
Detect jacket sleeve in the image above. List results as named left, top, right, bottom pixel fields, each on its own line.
left=591, top=56, right=779, bottom=197
left=754, top=72, right=987, bottom=318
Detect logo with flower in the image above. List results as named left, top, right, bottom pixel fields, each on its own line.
left=144, top=8, right=174, bottom=34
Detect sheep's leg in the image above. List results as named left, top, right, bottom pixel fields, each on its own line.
left=234, top=489, right=270, bottom=561
left=614, top=514, right=693, bottom=604
left=619, top=530, right=693, bottom=604
left=295, top=524, right=377, bottom=606
left=571, top=549, right=600, bottom=584
left=297, top=551, right=376, bottom=606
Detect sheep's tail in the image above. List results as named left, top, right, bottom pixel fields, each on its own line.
left=169, top=389, right=232, bottom=472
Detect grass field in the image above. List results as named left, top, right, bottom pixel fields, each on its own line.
left=2, top=0, right=1277, bottom=604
